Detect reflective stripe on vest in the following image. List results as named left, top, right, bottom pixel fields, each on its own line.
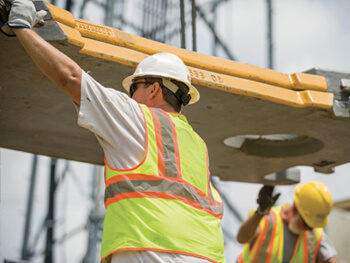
left=153, top=108, right=179, bottom=178
left=238, top=205, right=324, bottom=263
left=104, top=176, right=224, bottom=215
left=101, top=104, right=225, bottom=263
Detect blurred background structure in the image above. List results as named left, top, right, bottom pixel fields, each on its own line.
left=1, top=0, right=350, bottom=262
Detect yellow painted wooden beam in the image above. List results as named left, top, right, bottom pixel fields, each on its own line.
left=56, top=22, right=333, bottom=109
left=43, top=2, right=328, bottom=94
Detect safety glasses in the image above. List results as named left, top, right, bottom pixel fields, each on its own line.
left=129, top=82, right=153, bottom=98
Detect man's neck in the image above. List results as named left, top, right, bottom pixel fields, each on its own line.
left=148, top=100, right=177, bottom=113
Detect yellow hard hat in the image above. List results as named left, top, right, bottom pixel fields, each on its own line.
left=294, top=182, right=333, bottom=228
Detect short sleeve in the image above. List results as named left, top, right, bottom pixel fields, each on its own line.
left=318, top=231, right=337, bottom=261
left=76, top=71, right=146, bottom=169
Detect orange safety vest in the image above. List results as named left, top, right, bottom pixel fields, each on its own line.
left=101, top=104, right=225, bottom=263
left=238, top=205, right=324, bottom=263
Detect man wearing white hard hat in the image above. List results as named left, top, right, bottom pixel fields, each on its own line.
left=236, top=182, right=339, bottom=263
left=2, top=1, right=225, bottom=262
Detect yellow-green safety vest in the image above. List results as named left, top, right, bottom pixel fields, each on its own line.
left=101, top=104, right=225, bottom=263
left=238, top=205, right=324, bottom=263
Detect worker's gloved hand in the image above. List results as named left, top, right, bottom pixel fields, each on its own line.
left=0, top=0, right=47, bottom=36
left=256, top=185, right=281, bottom=216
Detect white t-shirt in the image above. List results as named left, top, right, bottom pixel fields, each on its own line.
left=77, top=71, right=212, bottom=263
left=78, top=71, right=146, bottom=169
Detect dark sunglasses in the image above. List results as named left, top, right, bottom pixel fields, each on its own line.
left=129, top=82, right=153, bottom=98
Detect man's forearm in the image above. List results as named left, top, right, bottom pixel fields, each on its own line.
left=14, top=28, right=82, bottom=104
left=236, top=212, right=262, bottom=244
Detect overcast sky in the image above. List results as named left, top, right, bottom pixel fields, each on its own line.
left=1, top=0, right=349, bottom=262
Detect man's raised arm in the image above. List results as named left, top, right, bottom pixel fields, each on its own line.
left=15, top=28, right=82, bottom=105
left=2, top=0, right=82, bottom=105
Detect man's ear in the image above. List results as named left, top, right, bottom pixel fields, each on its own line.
left=149, top=82, right=161, bottom=99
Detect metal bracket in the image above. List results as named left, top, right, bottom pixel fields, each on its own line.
left=304, top=68, right=350, bottom=118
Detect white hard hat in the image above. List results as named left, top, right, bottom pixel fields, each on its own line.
left=122, top=53, right=200, bottom=105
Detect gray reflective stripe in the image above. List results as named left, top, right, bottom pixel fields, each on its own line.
left=105, top=179, right=223, bottom=214
left=256, top=211, right=275, bottom=263
left=154, top=109, right=177, bottom=177
left=208, top=182, right=216, bottom=203
left=307, top=230, right=316, bottom=263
